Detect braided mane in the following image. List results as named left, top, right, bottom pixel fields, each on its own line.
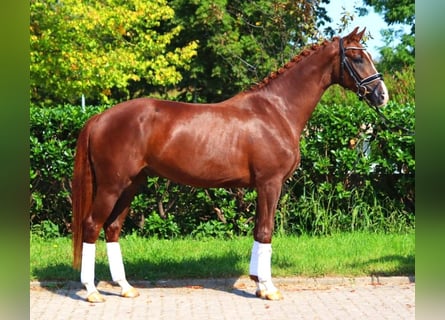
left=249, top=39, right=332, bottom=91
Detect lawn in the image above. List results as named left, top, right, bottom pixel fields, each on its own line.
left=30, top=232, right=414, bottom=282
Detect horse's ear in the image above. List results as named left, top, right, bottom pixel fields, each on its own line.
left=356, top=27, right=366, bottom=41
left=344, top=27, right=366, bottom=42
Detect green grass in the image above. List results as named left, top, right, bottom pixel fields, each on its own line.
left=30, top=232, right=414, bottom=282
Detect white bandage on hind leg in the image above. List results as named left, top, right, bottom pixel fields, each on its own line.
left=106, top=242, right=132, bottom=292
left=81, top=242, right=97, bottom=294
left=249, top=241, right=278, bottom=293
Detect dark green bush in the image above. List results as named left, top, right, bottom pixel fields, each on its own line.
left=30, top=94, right=414, bottom=237
left=283, top=100, right=414, bottom=235
left=30, top=105, right=107, bottom=233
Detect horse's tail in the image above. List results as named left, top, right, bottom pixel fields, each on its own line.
left=72, top=116, right=97, bottom=270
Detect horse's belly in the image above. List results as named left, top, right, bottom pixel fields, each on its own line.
left=147, top=153, right=251, bottom=188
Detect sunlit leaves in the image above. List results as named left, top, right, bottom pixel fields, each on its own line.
left=30, top=0, right=198, bottom=105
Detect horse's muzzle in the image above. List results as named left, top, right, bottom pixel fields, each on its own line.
left=365, top=80, right=389, bottom=107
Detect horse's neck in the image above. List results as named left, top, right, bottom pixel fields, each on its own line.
left=254, top=45, right=336, bottom=135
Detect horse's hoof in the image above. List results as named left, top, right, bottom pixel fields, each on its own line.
left=86, top=291, right=106, bottom=303
left=255, top=289, right=283, bottom=301
left=265, top=290, right=283, bottom=300
left=255, top=289, right=266, bottom=299
left=122, top=287, right=140, bottom=298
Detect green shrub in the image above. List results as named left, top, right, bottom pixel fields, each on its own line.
left=30, top=220, right=61, bottom=239
left=139, top=212, right=180, bottom=239
left=30, top=105, right=107, bottom=233
left=287, top=99, right=415, bottom=235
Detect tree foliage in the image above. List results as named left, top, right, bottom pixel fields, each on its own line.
left=359, top=0, right=415, bottom=72
left=30, top=0, right=198, bottom=105
left=30, top=0, right=332, bottom=105
left=30, top=0, right=415, bottom=104
left=168, top=0, right=331, bottom=102
left=361, top=0, right=415, bottom=27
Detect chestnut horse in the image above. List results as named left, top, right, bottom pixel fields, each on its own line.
left=72, top=27, right=388, bottom=302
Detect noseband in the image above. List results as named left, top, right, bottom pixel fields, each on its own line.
left=339, top=38, right=383, bottom=102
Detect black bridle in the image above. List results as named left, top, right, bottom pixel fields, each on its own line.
left=339, top=38, right=383, bottom=103
left=339, top=38, right=414, bottom=135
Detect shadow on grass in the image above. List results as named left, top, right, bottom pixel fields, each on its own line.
left=347, top=254, right=415, bottom=281
left=32, top=251, right=256, bottom=301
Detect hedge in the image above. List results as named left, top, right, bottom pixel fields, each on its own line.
left=30, top=100, right=414, bottom=238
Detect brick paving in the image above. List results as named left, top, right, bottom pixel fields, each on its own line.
left=30, top=276, right=415, bottom=319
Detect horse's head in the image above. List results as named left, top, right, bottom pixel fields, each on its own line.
left=337, top=27, right=389, bottom=107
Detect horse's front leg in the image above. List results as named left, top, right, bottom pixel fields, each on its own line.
left=249, top=179, right=283, bottom=300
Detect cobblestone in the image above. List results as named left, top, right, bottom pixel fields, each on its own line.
left=30, top=276, right=415, bottom=319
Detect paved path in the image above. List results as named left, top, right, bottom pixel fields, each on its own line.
left=30, top=276, right=415, bottom=319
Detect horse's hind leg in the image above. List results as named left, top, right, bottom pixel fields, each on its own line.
left=103, top=181, right=143, bottom=299
left=81, top=188, right=121, bottom=303
left=81, top=181, right=141, bottom=302
left=104, top=210, right=139, bottom=298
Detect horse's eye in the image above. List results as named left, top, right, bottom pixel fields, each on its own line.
left=352, top=56, right=364, bottom=64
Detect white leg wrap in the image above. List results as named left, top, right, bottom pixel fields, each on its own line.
left=249, top=241, right=272, bottom=281
left=249, top=241, right=260, bottom=276
left=106, top=242, right=132, bottom=293
left=249, top=241, right=278, bottom=293
left=81, top=242, right=97, bottom=294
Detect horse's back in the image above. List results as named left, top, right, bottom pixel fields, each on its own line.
left=85, top=96, right=298, bottom=188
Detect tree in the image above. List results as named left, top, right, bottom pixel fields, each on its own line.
left=361, top=0, right=415, bottom=27
left=168, top=0, right=331, bottom=103
left=30, top=0, right=198, bottom=105
left=358, top=0, right=414, bottom=72
left=30, top=0, right=334, bottom=105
